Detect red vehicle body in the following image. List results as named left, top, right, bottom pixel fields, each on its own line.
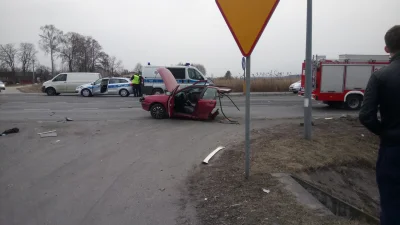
left=140, top=68, right=232, bottom=120
left=299, top=54, right=390, bottom=109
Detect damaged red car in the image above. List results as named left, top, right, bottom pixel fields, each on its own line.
left=140, top=67, right=231, bottom=120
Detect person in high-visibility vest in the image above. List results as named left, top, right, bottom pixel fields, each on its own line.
left=131, top=73, right=140, bottom=97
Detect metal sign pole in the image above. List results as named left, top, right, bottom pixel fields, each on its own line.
left=304, top=0, right=313, bottom=140
left=245, top=55, right=251, bottom=179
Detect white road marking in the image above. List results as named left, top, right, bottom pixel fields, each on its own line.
left=23, top=109, right=50, bottom=111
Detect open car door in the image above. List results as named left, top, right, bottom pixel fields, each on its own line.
left=195, top=87, right=219, bottom=120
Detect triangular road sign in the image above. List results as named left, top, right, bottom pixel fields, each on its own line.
left=216, top=0, right=280, bottom=57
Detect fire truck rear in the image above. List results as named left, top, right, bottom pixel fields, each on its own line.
left=299, top=54, right=390, bottom=110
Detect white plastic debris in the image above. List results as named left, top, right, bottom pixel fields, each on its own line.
left=325, top=117, right=333, bottom=120
left=37, top=130, right=57, bottom=138
left=203, top=146, right=225, bottom=164
left=262, top=188, right=270, bottom=194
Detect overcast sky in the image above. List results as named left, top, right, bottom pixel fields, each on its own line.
left=0, top=0, right=399, bottom=77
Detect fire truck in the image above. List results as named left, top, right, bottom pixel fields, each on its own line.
left=299, top=54, right=390, bottom=110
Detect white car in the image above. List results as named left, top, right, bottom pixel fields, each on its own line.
left=0, top=81, right=5, bottom=92
left=289, top=80, right=301, bottom=93
left=76, top=77, right=134, bottom=97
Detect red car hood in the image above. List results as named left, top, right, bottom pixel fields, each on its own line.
left=157, top=67, right=178, bottom=92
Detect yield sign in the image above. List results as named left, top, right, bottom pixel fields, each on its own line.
left=216, top=0, right=280, bottom=57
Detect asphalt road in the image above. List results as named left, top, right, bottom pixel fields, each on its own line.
left=0, top=93, right=358, bottom=225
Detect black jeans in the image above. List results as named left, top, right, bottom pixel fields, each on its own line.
left=133, top=84, right=138, bottom=97
left=377, top=145, right=400, bottom=225
left=137, top=85, right=142, bottom=97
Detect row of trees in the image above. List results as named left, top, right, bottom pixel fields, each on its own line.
left=0, top=24, right=125, bottom=78
left=38, top=25, right=123, bottom=76
left=0, top=43, right=38, bottom=75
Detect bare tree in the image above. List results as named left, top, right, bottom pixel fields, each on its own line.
left=0, top=44, right=18, bottom=73
left=224, top=70, right=232, bottom=79
left=39, top=25, right=63, bottom=76
left=18, top=43, right=37, bottom=76
left=192, top=63, right=207, bottom=75
left=133, top=63, right=143, bottom=73
left=108, top=56, right=122, bottom=76
left=58, top=32, right=85, bottom=72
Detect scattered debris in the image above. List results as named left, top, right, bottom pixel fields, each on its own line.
left=1, top=128, right=19, bottom=136
left=230, top=203, right=242, bottom=207
left=159, top=188, right=166, bottom=192
left=65, top=117, right=74, bottom=122
left=204, top=198, right=208, bottom=201
left=262, top=188, right=270, bottom=194
left=49, top=112, right=55, bottom=116
left=203, top=146, right=225, bottom=164
left=361, top=134, right=365, bottom=137
left=54, top=140, right=60, bottom=143
left=325, top=117, right=333, bottom=120
left=37, top=130, right=57, bottom=138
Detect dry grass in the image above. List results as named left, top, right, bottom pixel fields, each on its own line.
left=17, top=84, right=42, bottom=93
left=214, top=77, right=299, bottom=92
left=186, top=117, right=379, bottom=225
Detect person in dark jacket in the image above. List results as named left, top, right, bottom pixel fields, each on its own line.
left=359, top=25, right=400, bottom=225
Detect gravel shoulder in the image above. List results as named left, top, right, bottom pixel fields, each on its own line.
left=186, top=117, right=379, bottom=225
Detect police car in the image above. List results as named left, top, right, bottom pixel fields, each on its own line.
left=76, top=77, right=134, bottom=97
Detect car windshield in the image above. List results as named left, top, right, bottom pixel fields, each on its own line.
left=94, top=79, right=102, bottom=85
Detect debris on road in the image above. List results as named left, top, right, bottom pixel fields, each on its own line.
left=1, top=128, right=19, bottom=136
left=262, top=188, right=271, bottom=194
left=203, top=146, right=225, bottom=164
left=159, top=188, right=166, bottom=192
left=325, top=117, right=333, bottom=120
left=37, top=130, right=57, bottom=138
left=65, top=117, right=74, bottom=122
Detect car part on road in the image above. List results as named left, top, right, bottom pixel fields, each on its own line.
left=203, top=146, right=225, bottom=164
left=150, top=103, right=167, bottom=119
left=1, top=128, right=19, bottom=136
left=81, top=88, right=92, bottom=97
left=37, top=130, right=58, bottom=138
left=217, top=93, right=240, bottom=124
left=119, top=89, right=130, bottom=97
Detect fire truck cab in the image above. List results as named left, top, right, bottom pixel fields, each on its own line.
left=299, top=54, right=390, bottom=110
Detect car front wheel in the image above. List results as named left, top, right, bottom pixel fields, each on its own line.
left=46, top=87, right=56, bottom=96
left=81, top=89, right=92, bottom=97
left=150, top=104, right=166, bottom=119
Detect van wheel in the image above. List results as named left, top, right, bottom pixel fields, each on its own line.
left=119, top=89, right=130, bottom=97
left=46, top=87, right=56, bottom=96
left=150, top=104, right=166, bottom=119
left=81, top=88, right=92, bottom=97
left=152, top=88, right=164, bottom=95
left=345, top=95, right=362, bottom=110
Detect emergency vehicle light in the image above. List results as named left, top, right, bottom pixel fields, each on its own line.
left=148, top=62, right=151, bottom=65
left=185, top=63, right=190, bottom=66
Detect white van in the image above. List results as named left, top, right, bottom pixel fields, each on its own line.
left=142, top=65, right=206, bottom=95
left=42, top=73, right=101, bottom=96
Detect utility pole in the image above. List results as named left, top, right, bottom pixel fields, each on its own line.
left=32, top=59, right=35, bottom=84
left=304, top=0, right=313, bottom=140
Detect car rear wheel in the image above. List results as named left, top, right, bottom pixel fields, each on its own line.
left=345, top=95, right=362, bottom=110
left=119, top=89, right=130, bottom=97
left=150, top=104, right=166, bottom=119
left=152, top=88, right=164, bottom=95
left=81, top=88, right=92, bottom=97
left=46, top=87, right=56, bottom=96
